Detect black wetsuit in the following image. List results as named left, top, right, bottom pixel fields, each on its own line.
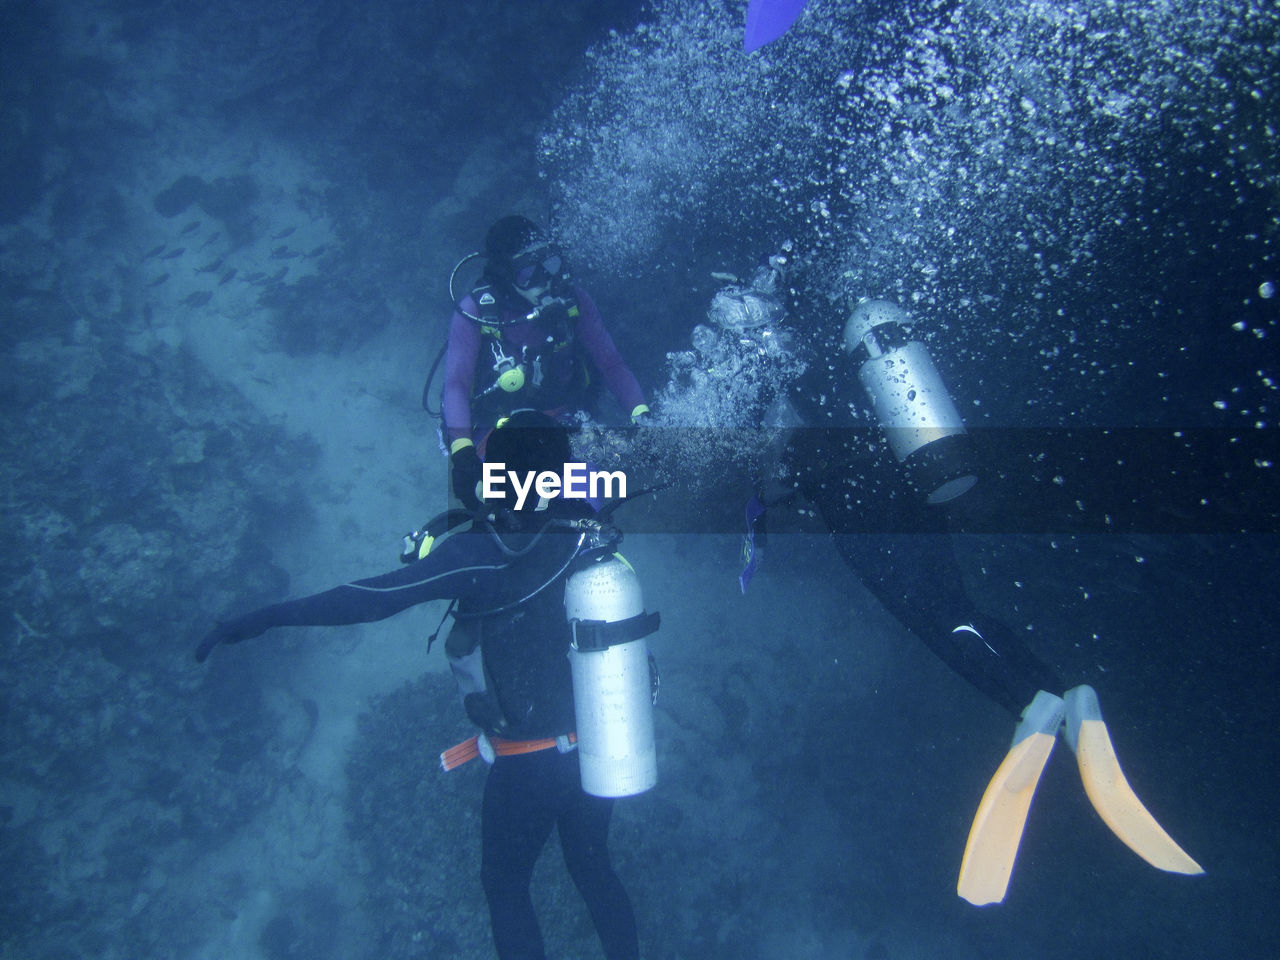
left=784, top=374, right=1064, bottom=717
left=197, top=503, right=639, bottom=960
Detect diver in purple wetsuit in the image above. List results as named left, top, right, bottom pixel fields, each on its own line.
left=439, top=216, right=650, bottom=510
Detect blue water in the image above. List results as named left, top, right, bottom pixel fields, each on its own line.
left=1, top=1, right=1277, bottom=958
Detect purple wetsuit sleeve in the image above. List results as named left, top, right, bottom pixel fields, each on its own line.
left=572, top=287, right=646, bottom=414
left=442, top=305, right=482, bottom=444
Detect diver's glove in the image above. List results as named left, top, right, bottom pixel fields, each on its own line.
left=450, top=439, right=483, bottom=511
left=630, top=403, right=653, bottom=426
left=194, top=613, right=270, bottom=663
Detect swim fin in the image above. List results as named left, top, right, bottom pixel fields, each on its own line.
left=958, top=690, right=1066, bottom=906
left=1063, top=685, right=1204, bottom=876
left=744, top=0, right=809, bottom=52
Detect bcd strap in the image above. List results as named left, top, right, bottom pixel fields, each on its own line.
left=470, top=282, right=502, bottom=334
left=425, top=598, right=458, bottom=654
left=571, top=610, right=661, bottom=652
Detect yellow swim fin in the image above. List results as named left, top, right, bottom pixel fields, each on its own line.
left=958, top=690, right=1066, bottom=906
left=1064, top=685, right=1204, bottom=876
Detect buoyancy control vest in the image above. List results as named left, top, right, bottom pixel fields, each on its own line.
left=420, top=508, right=660, bottom=795
left=466, top=282, right=590, bottom=416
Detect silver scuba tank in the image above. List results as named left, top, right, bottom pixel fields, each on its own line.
left=565, top=554, right=658, bottom=798
left=842, top=299, right=978, bottom=504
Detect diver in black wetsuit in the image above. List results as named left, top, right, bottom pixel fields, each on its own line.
left=724, top=276, right=1202, bottom=902
left=196, top=412, right=640, bottom=960
left=701, top=277, right=1060, bottom=716
left=783, top=423, right=1063, bottom=716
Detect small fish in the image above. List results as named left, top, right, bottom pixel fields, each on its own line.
left=143, top=243, right=166, bottom=260
left=182, top=290, right=214, bottom=308
left=272, top=226, right=296, bottom=240
left=305, top=244, right=328, bottom=258
left=270, top=245, right=297, bottom=259
left=197, top=257, right=224, bottom=273
left=218, top=268, right=237, bottom=286
left=267, top=265, right=289, bottom=282
left=161, top=247, right=186, bottom=260
left=199, top=232, right=222, bottom=249
left=180, top=220, right=201, bottom=235
left=147, top=273, right=170, bottom=287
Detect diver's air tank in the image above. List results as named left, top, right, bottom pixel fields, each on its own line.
left=565, top=554, right=658, bottom=798
left=843, top=299, right=978, bottom=504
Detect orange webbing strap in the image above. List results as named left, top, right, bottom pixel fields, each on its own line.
left=440, top=736, right=481, bottom=771
left=439, top=732, right=577, bottom=772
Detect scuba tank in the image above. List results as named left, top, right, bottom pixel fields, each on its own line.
left=842, top=299, right=978, bottom=504
left=404, top=502, right=661, bottom=791
left=564, top=552, right=659, bottom=798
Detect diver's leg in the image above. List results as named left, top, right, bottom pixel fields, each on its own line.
left=481, top=754, right=558, bottom=960
left=830, top=532, right=1062, bottom=716
left=555, top=753, right=639, bottom=960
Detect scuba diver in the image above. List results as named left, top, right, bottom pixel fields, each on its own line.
left=196, top=412, right=658, bottom=960
left=699, top=269, right=1203, bottom=905
left=428, top=215, right=651, bottom=510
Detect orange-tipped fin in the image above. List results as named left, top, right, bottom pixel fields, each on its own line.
left=958, top=690, right=1066, bottom=905
left=1065, top=686, right=1203, bottom=875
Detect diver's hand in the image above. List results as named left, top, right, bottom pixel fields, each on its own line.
left=450, top=442, right=483, bottom=511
